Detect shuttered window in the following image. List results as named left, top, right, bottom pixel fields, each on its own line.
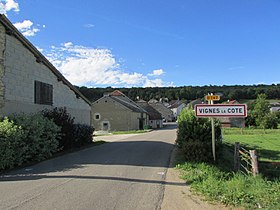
left=34, top=80, right=53, bottom=105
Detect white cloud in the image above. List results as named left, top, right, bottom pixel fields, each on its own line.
left=35, top=46, right=43, bottom=52
left=148, top=69, right=164, bottom=76
left=13, top=20, right=32, bottom=30
left=44, top=42, right=173, bottom=87
left=0, top=0, right=19, bottom=15
left=144, top=79, right=165, bottom=87
left=84, top=23, right=95, bottom=28
left=13, top=20, right=40, bottom=37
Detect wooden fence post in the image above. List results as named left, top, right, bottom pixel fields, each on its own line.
left=234, top=142, right=240, bottom=172
left=250, top=150, right=259, bottom=176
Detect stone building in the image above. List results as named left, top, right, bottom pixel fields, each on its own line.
left=148, top=99, right=174, bottom=122
left=0, top=15, right=91, bottom=125
left=169, top=100, right=186, bottom=120
left=92, top=90, right=149, bottom=131
left=136, top=100, right=163, bottom=129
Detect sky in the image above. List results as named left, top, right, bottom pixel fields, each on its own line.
left=1, top=0, right=280, bottom=88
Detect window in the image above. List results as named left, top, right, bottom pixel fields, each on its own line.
left=94, top=113, right=100, bottom=120
left=103, top=122, right=109, bottom=130
left=34, top=80, right=53, bottom=105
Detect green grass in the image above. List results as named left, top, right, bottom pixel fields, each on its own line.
left=222, top=128, right=280, bottom=162
left=177, top=162, right=280, bottom=209
left=222, top=128, right=280, bottom=178
left=111, top=130, right=150, bottom=135
left=176, top=127, right=280, bottom=208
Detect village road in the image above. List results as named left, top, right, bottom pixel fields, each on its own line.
left=0, top=123, right=178, bottom=210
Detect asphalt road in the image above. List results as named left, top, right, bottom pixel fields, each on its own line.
left=0, top=123, right=179, bottom=210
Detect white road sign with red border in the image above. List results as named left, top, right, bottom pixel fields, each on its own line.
left=195, top=104, right=247, bottom=117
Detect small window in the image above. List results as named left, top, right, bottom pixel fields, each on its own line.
left=34, top=80, right=53, bottom=105
left=94, top=113, right=100, bottom=120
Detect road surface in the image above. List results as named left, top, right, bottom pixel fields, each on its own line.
left=0, top=123, right=179, bottom=210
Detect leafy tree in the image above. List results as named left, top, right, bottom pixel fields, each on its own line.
left=262, top=112, right=279, bottom=129
left=245, top=110, right=257, bottom=127
left=77, top=84, right=280, bottom=103
left=254, top=94, right=270, bottom=128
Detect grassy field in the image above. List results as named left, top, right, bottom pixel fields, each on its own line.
left=222, top=128, right=280, bottom=162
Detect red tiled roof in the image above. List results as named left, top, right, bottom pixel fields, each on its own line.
left=228, top=100, right=238, bottom=104
left=109, top=90, right=125, bottom=96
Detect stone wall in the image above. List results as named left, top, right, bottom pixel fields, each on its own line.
left=0, top=23, right=5, bottom=108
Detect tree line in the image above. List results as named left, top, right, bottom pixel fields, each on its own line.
left=76, top=84, right=280, bottom=102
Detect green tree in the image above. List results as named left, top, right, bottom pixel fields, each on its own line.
left=254, top=94, right=270, bottom=128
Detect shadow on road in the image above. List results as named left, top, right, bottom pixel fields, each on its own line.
left=0, top=140, right=177, bottom=182
left=0, top=173, right=185, bottom=186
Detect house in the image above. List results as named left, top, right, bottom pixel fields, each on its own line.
left=148, top=99, right=174, bottom=122
left=169, top=100, right=186, bottom=119
left=92, top=90, right=149, bottom=131
left=218, top=100, right=245, bottom=128
left=136, top=100, right=163, bottom=129
left=270, top=102, right=280, bottom=112
left=0, top=15, right=91, bottom=125
left=218, top=117, right=245, bottom=128
left=187, top=98, right=204, bottom=108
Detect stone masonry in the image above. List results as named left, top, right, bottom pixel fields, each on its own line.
left=0, top=23, right=5, bottom=108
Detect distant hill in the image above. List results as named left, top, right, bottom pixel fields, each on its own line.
left=76, top=84, right=280, bottom=103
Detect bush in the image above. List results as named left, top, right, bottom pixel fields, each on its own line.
left=245, top=110, right=257, bottom=127
left=0, top=114, right=60, bottom=170
left=42, top=107, right=75, bottom=150
left=0, top=118, right=25, bottom=169
left=262, top=112, right=279, bottom=129
left=143, top=125, right=152, bottom=130
left=11, top=113, right=61, bottom=163
left=73, top=124, right=94, bottom=147
left=176, top=108, right=221, bottom=162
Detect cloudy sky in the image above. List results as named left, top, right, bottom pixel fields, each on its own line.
left=1, top=0, right=280, bottom=87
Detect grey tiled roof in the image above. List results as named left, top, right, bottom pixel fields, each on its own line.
left=110, top=96, right=146, bottom=113
left=137, top=101, right=162, bottom=120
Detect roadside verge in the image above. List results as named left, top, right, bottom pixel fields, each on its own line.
left=161, top=147, right=228, bottom=210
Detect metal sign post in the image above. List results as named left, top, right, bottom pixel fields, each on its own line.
left=195, top=100, right=247, bottom=162
left=208, top=94, right=216, bottom=162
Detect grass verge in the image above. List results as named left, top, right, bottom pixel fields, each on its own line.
left=177, top=161, right=280, bottom=209
left=176, top=127, right=280, bottom=209
left=111, top=130, right=150, bottom=135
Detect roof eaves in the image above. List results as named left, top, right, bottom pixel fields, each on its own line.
left=0, top=15, right=91, bottom=106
